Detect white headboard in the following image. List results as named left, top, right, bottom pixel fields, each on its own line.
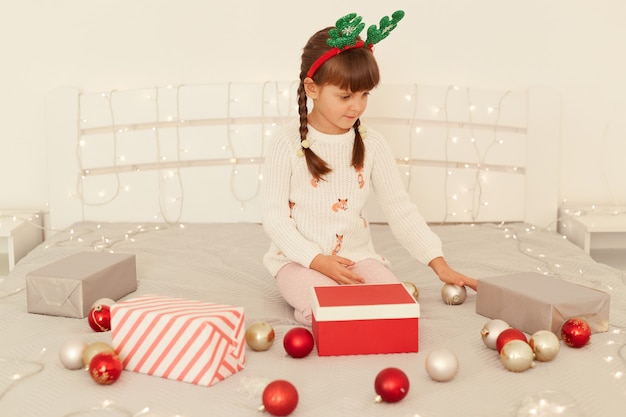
left=44, top=82, right=561, bottom=232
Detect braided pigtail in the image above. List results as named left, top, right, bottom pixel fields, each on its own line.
left=297, top=76, right=331, bottom=182
left=352, top=118, right=365, bottom=170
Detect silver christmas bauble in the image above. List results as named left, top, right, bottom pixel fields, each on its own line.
left=480, top=319, right=511, bottom=350
left=424, top=348, right=459, bottom=382
left=441, top=283, right=467, bottom=305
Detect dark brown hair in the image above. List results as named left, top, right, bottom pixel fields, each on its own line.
left=298, top=27, right=381, bottom=181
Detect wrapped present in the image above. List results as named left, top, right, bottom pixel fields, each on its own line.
left=111, top=295, right=245, bottom=386
left=310, top=283, right=419, bottom=356
left=476, top=272, right=610, bottom=335
left=26, top=252, right=137, bottom=318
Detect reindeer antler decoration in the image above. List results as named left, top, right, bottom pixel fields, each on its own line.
left=306, top=10, right=405, bottom=79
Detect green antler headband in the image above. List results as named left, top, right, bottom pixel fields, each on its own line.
left=306, top=10, right=405, bottom=79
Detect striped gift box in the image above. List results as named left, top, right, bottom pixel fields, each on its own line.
left=111, top=295, right=245, bottom=386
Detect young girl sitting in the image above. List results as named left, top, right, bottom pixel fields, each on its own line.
left=262, top=11, right=477, bottom=325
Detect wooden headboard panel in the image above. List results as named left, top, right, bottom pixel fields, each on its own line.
left=44, top=82, right=561, bottom=231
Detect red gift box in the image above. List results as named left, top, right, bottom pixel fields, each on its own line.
left=111, top=295, right=245, bottom=386
left=310, top=283, right=420, bottom=356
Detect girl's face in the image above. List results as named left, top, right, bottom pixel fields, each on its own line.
left=305, top=81, right=370, bottom=134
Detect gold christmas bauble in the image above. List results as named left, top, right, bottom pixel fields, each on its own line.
left=402, top=282, right=419, bottom=300
left=245, top=321, right=275, bottom=351
left=82, top=341, right=116, bottom=368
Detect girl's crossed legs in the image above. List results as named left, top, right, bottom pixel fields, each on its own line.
left=275, top=258, right=399, bottom=325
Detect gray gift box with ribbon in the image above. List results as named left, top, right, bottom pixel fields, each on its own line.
left=26, top=252, right=137, bottom=318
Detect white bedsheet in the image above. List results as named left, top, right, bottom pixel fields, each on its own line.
left=1, top=222, right=625, bottom=416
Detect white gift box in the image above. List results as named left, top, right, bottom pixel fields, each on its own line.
left=111, top=295, right=246, bottom=386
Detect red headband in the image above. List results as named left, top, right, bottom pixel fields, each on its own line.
left=306, top=41, right=372, bottom=79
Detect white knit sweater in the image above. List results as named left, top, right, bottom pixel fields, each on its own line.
left=261, top=121, right=443, bottom=276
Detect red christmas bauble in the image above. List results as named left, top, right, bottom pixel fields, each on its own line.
left=261, top=380, right=298, bottom=416
left=88, top=352, right=122, bottom=385
left=283, top=327, right=314, bottom=358
left=561, top=318, right=591, bottom=348
left=88, top=304, right=111, bottom=332
left=374, top=367, right=410, bottom=403
left=496, top=327, right=527, bottom=353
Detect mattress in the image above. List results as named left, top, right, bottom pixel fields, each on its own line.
left=1, top=222, right=624, bottom=416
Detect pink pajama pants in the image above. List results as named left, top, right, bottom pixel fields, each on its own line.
left=275, top=258, right=400, bottom=325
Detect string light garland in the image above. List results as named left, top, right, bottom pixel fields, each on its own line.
left=0, top=349, right=46, bottom=401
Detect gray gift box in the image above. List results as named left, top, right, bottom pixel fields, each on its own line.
left=26, top=252, right=137, bottom=318
left=476, top=272, right=610, bottom=335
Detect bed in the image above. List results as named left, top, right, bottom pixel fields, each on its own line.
left=1, top=82, right=625, bottom=416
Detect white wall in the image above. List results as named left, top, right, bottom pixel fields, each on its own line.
left=2, top=0, right=625, bottom=212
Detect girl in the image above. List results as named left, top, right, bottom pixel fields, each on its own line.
left=262, top=11, right=477, bottom=325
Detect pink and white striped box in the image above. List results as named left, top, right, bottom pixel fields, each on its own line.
left=110, top=295, right=245, bottom=386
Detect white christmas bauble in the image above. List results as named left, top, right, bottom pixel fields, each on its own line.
left=92, top=297, right=116, bottom=309
left=480, top=319, right=511, bottom=350
left=59, top=338, right=89, bottom=370
left=424, top=348, right=459, bottom=382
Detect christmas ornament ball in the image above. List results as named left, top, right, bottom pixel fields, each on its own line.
left=440, top=283, right=467, bottom=305
left=260, top=380, right=299, bottom=416
left=480, top=319, right=511, bottom=350
left=92, top=297, right=115, bottom=309
left=496, top=327, right=527, bottom=353
left=82, top=341, right=116, bottom=368
left=59, top=338, right=89, bottom=370
left=424, top=348, right=459, bottom=382
left=88, top=304, right=111, bottom=332
left=529, top=330, right=560, bottom=362
left=500, top=339, right=535, bottom=372
left=402, top=281, right=419, bottom=300
left=245, top=321, right=275, bottom=351
left=374, top=367, right=410, bottom=403
left=283, top=327, right=314, bottom=358
left=560, top=318, right=591, bottom=348
left=88, top=351, right=123, bottom=385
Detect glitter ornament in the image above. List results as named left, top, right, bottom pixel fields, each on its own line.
left=58, top=338, right=89, bottom=370
left=245, top=321, right=275, bottom=352
left=259, top=380, right=299, bottom=416
left=560, top=318, right=591, bottom=348
left=500, top=339, right=535, bottom=372
left=440, top=283, right=466, bottom=305
left=374, top=367, right=410, bottom=403
left=496, top=327, right=527, bottom=353
left=424, top=348, right=459, bottom=382
left=82, top=341, right=116, bottom=368
left=480, top=319, right=511, bottom=350
left=529, top=330, right=560, bottom=361
left=88, top=352, right=122, bottom=385
left=283, top=327, right=314, bottom=358
left=88, top=304, right=111, bottom=332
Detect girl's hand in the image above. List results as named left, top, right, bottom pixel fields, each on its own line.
left=429, top=257, right=478, bottom=291
left=310, top=254, right=365, bottom=285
